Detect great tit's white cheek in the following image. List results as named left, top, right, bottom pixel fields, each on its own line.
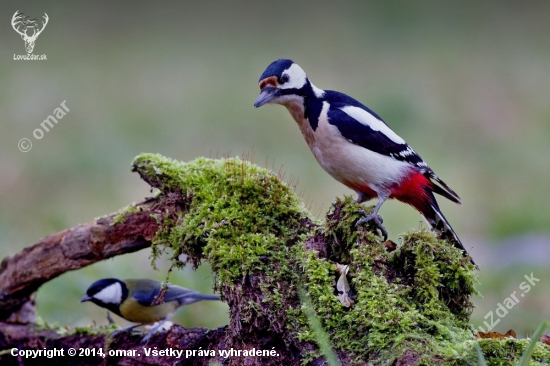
left=94, top=283, right=122, bottom=304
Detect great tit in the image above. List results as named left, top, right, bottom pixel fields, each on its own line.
left=81, top=278, right=220, bottom=342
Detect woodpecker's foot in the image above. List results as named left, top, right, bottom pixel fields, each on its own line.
left=355, top=210, right=388, bottom=241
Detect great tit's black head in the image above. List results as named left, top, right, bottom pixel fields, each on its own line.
left=254, top=59, right=312, bottom=108
left=81, top=278, right=128, bottom=308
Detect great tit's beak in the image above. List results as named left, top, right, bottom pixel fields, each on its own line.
left=80, top=295, right=92, bottom=303
left=254, top=87, right=281, bottom=108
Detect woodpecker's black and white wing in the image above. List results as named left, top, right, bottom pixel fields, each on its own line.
left=325, top=91, right=460, bottom=203
left=326, top=93, right=426, bottom=168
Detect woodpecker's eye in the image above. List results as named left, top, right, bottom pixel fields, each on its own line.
left=279, top=74, right=290, bottom=84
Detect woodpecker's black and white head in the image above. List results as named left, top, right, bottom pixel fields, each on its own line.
left=254, top=59, right=324, bottom=108
left=80, top=278, right=127, bottom=311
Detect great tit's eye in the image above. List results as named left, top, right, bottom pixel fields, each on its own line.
left=279, top=74, right=290, bottom=84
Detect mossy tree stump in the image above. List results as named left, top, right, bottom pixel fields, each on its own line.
left=1, top=153, right=549, bottom=366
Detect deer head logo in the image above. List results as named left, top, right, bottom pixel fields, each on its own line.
left=12, top=11, right=49, bottom=54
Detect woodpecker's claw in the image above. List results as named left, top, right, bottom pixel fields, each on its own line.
left=355, top=210, right=388, bottom=241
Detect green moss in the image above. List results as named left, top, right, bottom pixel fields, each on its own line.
left=293, top=199, right=475, bottom=365
left=130, top=153, right=549, bottom=365
left=477, top=338, right=550, bottom=365
left=133, top=153, right=309, bottom=281
left=133, top=153, right=311, bottom=351
left=35, top=316, right=118, bottom=336
left=110, top=204, right=141, bottom=225
left=73, top=324, right=120, bottom=335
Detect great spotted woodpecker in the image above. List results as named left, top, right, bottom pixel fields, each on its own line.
left=254, top=59, right=473, bottom=263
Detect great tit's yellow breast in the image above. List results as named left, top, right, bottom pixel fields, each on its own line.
left=119, top=297, right=179, bottom=324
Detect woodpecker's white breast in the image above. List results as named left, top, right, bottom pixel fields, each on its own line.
left=287, top=101, right=411, bottom=196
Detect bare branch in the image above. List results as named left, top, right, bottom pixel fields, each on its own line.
left=0, top=198, right=162, bottom=320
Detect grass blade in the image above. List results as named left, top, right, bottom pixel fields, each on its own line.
left=475, top=342, right=488, bottom=366
left=517, top=321, right=549, bottom=366
left=298, top=286, right=341, bottom=366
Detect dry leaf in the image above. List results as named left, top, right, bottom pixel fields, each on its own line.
left=336, top=264, right=354, bottom=307
left=475, top=329, right=516, bottom=339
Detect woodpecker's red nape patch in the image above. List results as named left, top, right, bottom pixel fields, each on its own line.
left=259, top=76, right=278, bottom=89
left=390, top=170, right=433, bottom=214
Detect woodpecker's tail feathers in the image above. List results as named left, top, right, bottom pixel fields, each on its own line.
left=425, top=170, right=461, bottom=205
left=432, top=183, right=460, bottom=204
left=421, top=196, right=474, bottom=264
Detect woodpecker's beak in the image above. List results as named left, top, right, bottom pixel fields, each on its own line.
left=80, top=295, right=92, bottom=303
left=254, top=87, right=281, bottom=108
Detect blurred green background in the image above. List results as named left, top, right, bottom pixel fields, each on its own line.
left=1, top=1, right=549, bottom=335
